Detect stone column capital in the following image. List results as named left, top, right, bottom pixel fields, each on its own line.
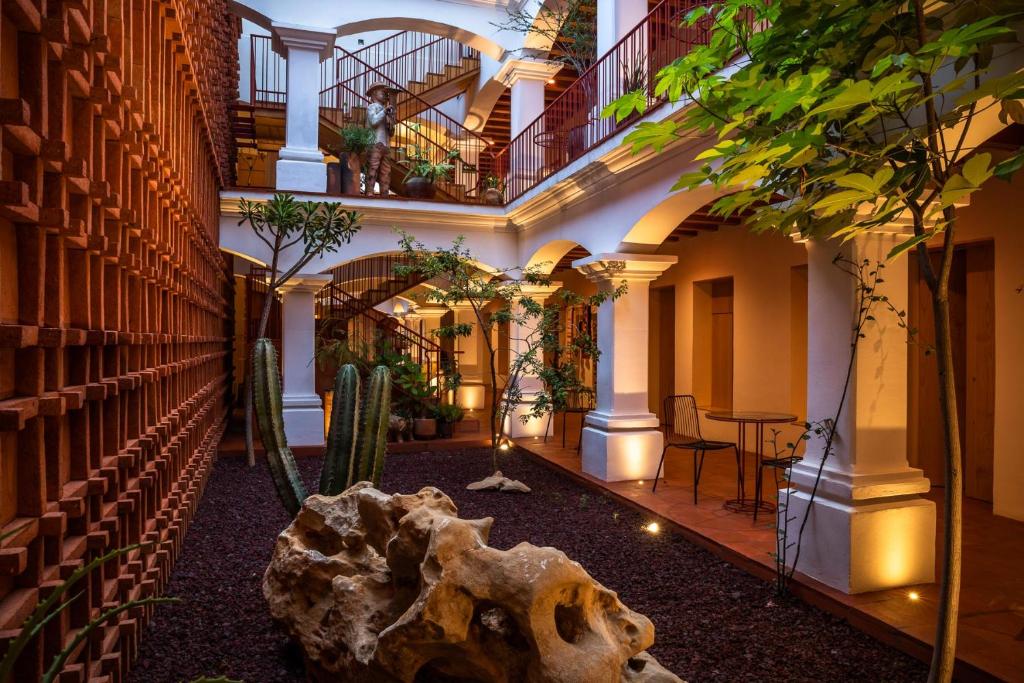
left=516, top=282, right=562, bottom=302
left=276, top=273, right=333, bottom=296
left=415, top=306, right=450, bottom=320
left=496, top=57, right=563, bottom=86
left=271, top=23, right=336, bottom=59
left=573, top=253, right=677, bottom=283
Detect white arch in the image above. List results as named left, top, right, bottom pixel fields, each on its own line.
left=229, top=0, right=539, bottom=60
left=524, top=239, right=587, bottom=275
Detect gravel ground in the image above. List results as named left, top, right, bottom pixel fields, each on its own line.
left=128, top=446, right=927, bottom=683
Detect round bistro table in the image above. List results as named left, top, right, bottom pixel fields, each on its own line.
left=705, top=410, right=798, bottom=514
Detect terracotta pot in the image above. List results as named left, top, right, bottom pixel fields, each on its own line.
left=483, top=187, right=503, bottom=205
left=413, top=418, right=437, bottom=439
left=326, top=162, right=342, bottom=195
left=340, top=152, right=362, bottom=195
left=404, top=176, right=435, bottom=199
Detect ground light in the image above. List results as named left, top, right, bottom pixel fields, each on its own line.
left=908, top=591, right=920, bottom=601
left=499, top=443, right=510, bottom=451
left=644, top=522, right=660, bottom=535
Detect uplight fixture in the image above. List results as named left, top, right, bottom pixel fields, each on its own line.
left=644, top=522, right=660, bottom=535
left=908, top=591, right=920, bottom=601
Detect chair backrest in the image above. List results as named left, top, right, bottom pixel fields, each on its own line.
left=664, top=395, right=703, bottom=443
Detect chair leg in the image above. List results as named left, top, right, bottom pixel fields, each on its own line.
left=576, top=415, right=585, bottom=455
left=562, top=411, right=568, bottom=448
left=693, top=449, right=706, bottom=505
left=754, top=464, right=764, bottom=522
left=544, top=410, right=552, bottom=443
left=652, top=445, right=670, bottom=493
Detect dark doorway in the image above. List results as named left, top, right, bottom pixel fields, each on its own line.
left=908, top=241, right=995, bottom=502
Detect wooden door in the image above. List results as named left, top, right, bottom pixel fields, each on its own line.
left=710, top=279, right=734, bottom=410
left=908, top=242, right=994, bottom=501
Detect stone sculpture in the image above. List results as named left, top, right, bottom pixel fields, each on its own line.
left=263, top=484, right=682, bottom=682
left=364, top=82, right=396, bottom=196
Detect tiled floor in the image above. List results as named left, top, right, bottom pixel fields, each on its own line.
left=516, top=415, right=1024, bottom=683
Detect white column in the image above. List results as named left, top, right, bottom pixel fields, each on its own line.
left=496, top=58, right=563, bottom=137
left=575, top=254, right=677, bottom=481
left=278, top=273, right=333, bottom=447
left=273, top=24, right=334, bottom=193
left=496, top=58, right=562, bottom=189
left=416, top=306, right=448, bottom=341
left=450, top=302, right=486, bottom=411
left=597, top=0, right=649, bottom=55
left=784, top=234, right=935, bottom=594
left=505, top=283, right=562, bottom=439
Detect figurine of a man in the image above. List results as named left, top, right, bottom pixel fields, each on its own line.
left=364, top=82, right=396, bottom=196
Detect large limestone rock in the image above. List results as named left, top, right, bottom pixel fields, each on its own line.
left=263, top=483, right=682, bottom=682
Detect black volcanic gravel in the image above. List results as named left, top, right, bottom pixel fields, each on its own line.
left=129, top=447, right=927, bottom=683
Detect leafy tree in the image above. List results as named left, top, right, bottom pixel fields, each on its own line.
left=238, top=193, right=362, bottom=465
left=493, top=0, right=597, bottom=78
left=603, top=2, right=1022, bottom=680
left=395, top=233, right=624, bottom=475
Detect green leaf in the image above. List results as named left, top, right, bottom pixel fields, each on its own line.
left=811, top=189, right=874, bottom=216
left=806, top=80, right=873, bottom=117
left=993, top=149, right=1024, bottom=180
left=888, top=233, right=932, bottom=260
left=962, top=152, right=993, bottom=187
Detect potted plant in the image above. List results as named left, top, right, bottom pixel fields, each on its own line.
left=435, top=403, right=464, bottom=439
left=329, top=125, right=375, bottom=195
left=383, top=350, right=438, bottom=439
left=401, top=148, right=459, bottom=199
left=480, top=174, right=505, bottom=205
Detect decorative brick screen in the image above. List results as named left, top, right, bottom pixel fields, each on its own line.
left=0, top=0, right=238, bottom=679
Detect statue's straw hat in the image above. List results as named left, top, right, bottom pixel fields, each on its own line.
left=366, top=82, right=392, bottom=98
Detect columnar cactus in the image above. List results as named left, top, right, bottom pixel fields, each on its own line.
left=253, top=339, right=307, bottom=516
left=321, top=364, right=360, bottom=495
left=354, top=366, right=391, bottom=487
left=252, top=338, right=392, bottom=515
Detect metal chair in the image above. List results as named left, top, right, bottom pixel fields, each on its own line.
left=653, top=395, right=739, bottom=503
left=544, top=388, right=596, bottom=453
left=754, top=452, right=803, bottom=522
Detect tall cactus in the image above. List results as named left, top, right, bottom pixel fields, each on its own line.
left=354, top=365, right=392, bottom=487
left=252, top=338, right=307, bottom=516
left=253, top=336, right=393, bottom=515
left=321, top=364, right=360, bottom=495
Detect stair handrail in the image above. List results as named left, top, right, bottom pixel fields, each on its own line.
left=492, top=0, right=719, bottom=202
left=323, top=46, right=492, bottom=152
left=333, top=36, right=477, bottom=98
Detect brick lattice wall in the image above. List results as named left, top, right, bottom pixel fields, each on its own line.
left=0, top=0, right=238, bottom=679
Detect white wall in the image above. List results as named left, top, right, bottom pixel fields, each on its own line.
left=942, top=168, right=1024, bottom=521
left=652, top=227, right=808, bottom=447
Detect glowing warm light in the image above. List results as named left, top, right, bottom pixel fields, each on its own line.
left=638, top=480, right=645, bottom=485
left=644, top=522, right=660, bottom=534
left=908, top=591, right=920, bottom=601
left=546, top=78, right=555, bottom=84
left=499, top=443, right=510, bottom=451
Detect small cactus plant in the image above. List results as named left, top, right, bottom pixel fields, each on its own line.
left=252, top=338, right=392, bottom=515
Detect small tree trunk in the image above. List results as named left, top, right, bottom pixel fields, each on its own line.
left=926, top=280, right=963, bottom=683
left=246, top=289, right=278, bottom=467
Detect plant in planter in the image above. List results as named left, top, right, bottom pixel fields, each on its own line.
left=401, top=147, right=460, bottom=199
left=375, top=347, right=438, bottom=438
left=329, top=125, right=376, bottom=195
left=480, top=174, right=505, bottom=205
left=435, top=403, right=464, bottom=439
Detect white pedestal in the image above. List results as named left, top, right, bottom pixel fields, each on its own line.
left=281, top=394, right=326, bottom=448
left=581, top=423, right=664, bottom=481
left=276, top=149, right=327, bottom=193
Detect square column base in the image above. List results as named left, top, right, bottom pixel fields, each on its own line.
left=505, top=398, right=552, bottom=439
left=781, top=489, right=935, bottom=593
left=282, top=394, right=325, bottom=447
left=581, top=426, right=664, bottom=481
left=276, top=151, right=326, bottom=193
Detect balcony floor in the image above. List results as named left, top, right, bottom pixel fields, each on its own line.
left=517, top=414, right=1024, bottom=683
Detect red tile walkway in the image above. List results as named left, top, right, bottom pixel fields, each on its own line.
left=515, top=415, right=1024, bottom=683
